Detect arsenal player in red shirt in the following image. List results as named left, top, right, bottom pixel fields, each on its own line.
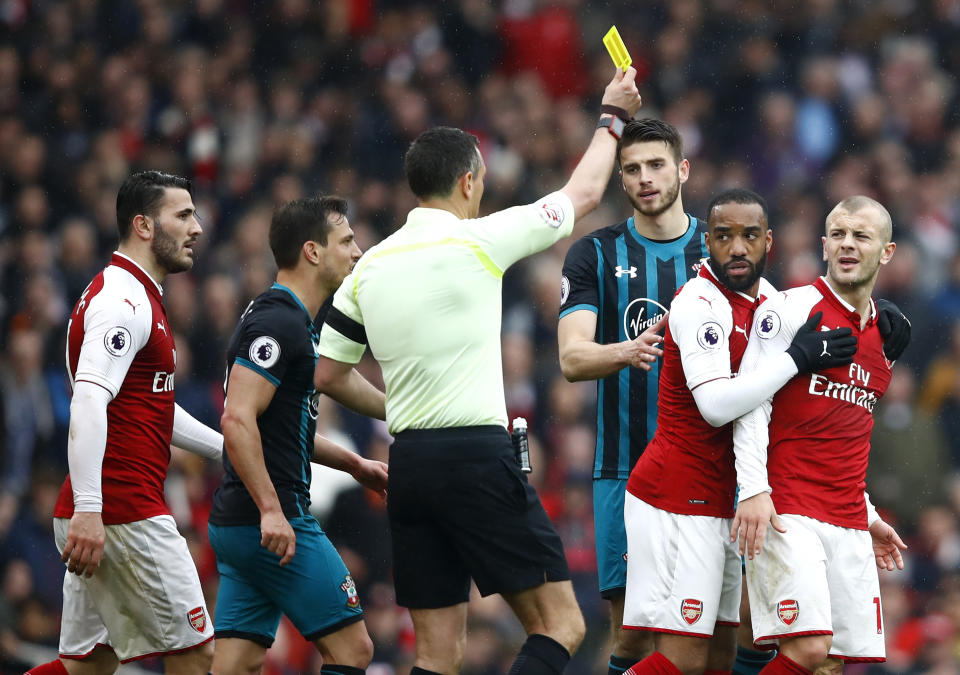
left=30, top=172, right=223, bottom=675
left=731, top=196, right=909, bottom=675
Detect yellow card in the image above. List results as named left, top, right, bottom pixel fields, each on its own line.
left=603, top=26, right=632, bottom=70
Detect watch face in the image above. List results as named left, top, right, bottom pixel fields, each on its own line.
left=598, top=115, right=623, bottom=139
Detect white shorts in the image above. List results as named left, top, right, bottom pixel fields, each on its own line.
left=745, top=514, right=884, bottom=663
left=54, top=514, right=213, bottom=663
left=623, top=494, right=741, bottom=637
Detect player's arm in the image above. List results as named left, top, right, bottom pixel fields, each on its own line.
left=316, top=275, right=385, bottom=419
left=558, top=309, right=664, bottom=380
left=62, top=296, right=147, bottom=578
left=172, top=404, right=223, bottom=460
left=865, top=491, right=907, bottom=571
left=313, top=356, right=385, bottom=420
left=220, top=364, right=296, bottom=565
left=312, top=434, right=388, bottom=499
left=728, top=299, right=807, bottom=557
left=560, top=67, right=642, bottom=219
left=669, top=291, right=791, bottom=430
left=476, top=68, right=641, bottom=267
left=725, top=302, right=845, bottom=557
left=61, top=380, right=112, bottom=578
left=690, top=311, right=857, bottom=428
left=729, top=398, right=781, bottom=560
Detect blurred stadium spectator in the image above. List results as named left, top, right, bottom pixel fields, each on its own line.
left=3, top=1, right=960, bottom=672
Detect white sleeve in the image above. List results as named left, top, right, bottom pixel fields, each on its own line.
left=469, top=191, right=576, bottom=271
left=671, top=289, right=734, bottom=391
left=691, top=352, right=798, bottom=427
left=733, top=294, right=802, bottom=500
left=73, top=290, right=151, bottom=396
left=864, top=491, right=880, bottom=526
left=733, top=402, right=773, bottom=500
left=172, top=404, right=223, bottom=460
left=68, top=380, right=112, bottom=512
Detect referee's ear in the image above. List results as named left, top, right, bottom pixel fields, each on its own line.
left=459, top=170, right=475, bottom=200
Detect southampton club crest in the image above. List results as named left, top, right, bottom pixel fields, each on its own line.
left=681, top=598, right=703, bottom=625
left=341, top=574, right=361, bottom=609
left=623, top=298, right=669, bottom=346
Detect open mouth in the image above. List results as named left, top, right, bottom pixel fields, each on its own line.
left=639, top=190, right=659, bottom=200
left=838, top=256, right=858, bottom=269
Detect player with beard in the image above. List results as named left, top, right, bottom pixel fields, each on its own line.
left=558, top=118, right=708, bottom=675
left=31, top=172, right=224, bottom=675
left=620, top=189, right=859, bottom=675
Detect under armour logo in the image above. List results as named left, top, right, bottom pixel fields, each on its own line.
left=820, top=340, right=830, bottom=357
left=157, top=321, right=167, bottom=335
left=615, top=265, right=637, bottom=278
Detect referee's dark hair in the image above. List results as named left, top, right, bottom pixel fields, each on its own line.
left=404, top=126, right=481, bottom=200
left=116, top=171, right=192, bottom=241
left=617, top=118, right=684, bottom=166
left=706, top=187, right=769, bottom=227
left=270, top=196, right=349, bottom=270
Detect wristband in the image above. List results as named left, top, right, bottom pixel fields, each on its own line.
left=601, top=104, right=630, bottom=122
left=597, top=115, right=625, bottom=140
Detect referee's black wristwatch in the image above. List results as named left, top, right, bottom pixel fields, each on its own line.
left=598, top=104, right=630, bottom=140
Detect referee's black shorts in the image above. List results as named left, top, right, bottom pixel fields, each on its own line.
left=388, top=425, right=570, bottom=609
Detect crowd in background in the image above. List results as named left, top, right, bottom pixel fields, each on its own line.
left=2, top=0, right=960, bottom=672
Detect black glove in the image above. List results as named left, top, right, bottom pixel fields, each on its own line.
left=875, top=298, right=911, bottom=362
left=786, top=311, right=858, bottom=373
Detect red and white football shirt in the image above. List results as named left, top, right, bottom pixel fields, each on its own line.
left=734, top=277, right=892, bottom=530
left=627, top=265, right=773, bottom=518
left=54, top=253, right=177, bottom=525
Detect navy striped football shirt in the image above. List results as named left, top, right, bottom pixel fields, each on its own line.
left=559, top=215, right=708, bottom=479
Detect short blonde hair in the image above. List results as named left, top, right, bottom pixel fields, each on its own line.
left=826, top=196, right=893, bottom=243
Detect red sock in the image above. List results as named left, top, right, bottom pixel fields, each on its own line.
left=759, top=653, right=812, bottom=675
left=624, top=651, right=684, bottom=675
left=26, top=660, right=69, bottom=675
left=704, top=670, right=732, bottom=675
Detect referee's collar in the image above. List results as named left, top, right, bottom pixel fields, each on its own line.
left=406, top=207, right=462, bottom=225
left=271, top=282, right=312, bottom=319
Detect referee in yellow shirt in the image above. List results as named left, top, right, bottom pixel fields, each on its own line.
left=315, top=68, right=651, bottom=675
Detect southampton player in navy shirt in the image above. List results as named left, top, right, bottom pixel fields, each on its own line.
left=558, top=119, right=715, bottom=675
left=209, top=196, right=388, bottom=675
